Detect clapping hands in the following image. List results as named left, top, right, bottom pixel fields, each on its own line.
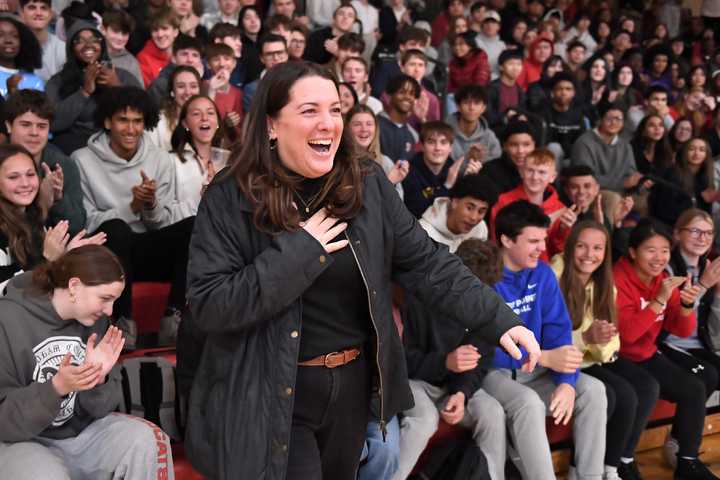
left=130, top=170, right=157, bottom=214
left=43, top=221, right=107, bottom=261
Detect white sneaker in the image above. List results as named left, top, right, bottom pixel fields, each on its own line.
left=604, top=465, right=621, bottom=480
left=663, top=432, right=679, bottom=469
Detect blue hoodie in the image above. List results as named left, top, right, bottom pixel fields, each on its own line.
left=492, top=261, right=578, bottom=386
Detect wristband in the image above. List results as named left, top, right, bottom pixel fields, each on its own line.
left=652, top=298, right=666, bottom=308
left=681, top=300, right=695, bottom=309
left=699, top=280, right=710, bottom=290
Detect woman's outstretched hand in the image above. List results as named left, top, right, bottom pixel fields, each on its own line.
left=499, top=325, right=541, bottom=372
left=300, top=208, right=349, bottom=253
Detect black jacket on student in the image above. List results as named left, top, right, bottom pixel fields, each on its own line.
left=183, top=163, right=522, bottom=479
left=648, top=166, right=712, bottom=228
left=478, top=153, right=522, bottom=195
left=403, top=291, right=496, bottom=402
left=662, top=249, right=716, bottom=352
left=485, top=78, right=526, bottom=129
left=402, top=152, right=452, bottom=218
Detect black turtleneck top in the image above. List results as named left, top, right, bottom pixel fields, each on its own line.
left=295, top=176, right=370, bottom=360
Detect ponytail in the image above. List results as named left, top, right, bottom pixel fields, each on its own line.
left=31, top=245, right=124, bottom=294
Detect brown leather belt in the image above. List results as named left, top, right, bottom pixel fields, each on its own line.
left=298, top=348, right=361, bottom=368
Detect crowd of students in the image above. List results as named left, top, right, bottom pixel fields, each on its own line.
left=1, top=0, right=720, bottom=478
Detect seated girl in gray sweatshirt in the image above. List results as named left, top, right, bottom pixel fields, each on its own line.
left=0, top=245, right=174, bottom=479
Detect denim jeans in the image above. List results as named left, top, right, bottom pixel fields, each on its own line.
left=358, top=416, right=400, bottom=480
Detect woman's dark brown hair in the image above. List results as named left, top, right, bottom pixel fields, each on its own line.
left=32, top=245, right=125, bottom=294
left=227, top=61, right=366, bottom=233
left=559, top=220, right=617, bottom=329
left=0, top=144, right=44, bottom=268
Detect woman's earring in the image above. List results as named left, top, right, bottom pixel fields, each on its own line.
left=269, top=137, right=277, bottom=150
left=69, top=292, right=77, bottom=303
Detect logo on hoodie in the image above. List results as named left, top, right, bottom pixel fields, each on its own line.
left=32, top=336, right=86, bottom=427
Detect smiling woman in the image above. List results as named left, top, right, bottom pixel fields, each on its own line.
left=45, top=21, right=143, bottom=155
left=182, top=61, right=541, bottom=480
left=0, top=16, right=43, bottom=98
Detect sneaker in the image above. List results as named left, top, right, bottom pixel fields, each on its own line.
left=618, top=460, right=643, bottom=480
left=158, top=308, right=182, bottom=347
left=604, top=466, right=622, bottom=480
left=664, top=433, right=680, bottom=469
left=115, top=316, right=137, bottom=351
left=675, top=457, right=720, bottom=480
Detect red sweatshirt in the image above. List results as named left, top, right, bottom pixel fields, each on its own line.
left=613, top=257, right=696, bottom=362
left=517, top=37, right=554, bottom=91
left=137, top=40, right=170, bottom=88
left=449, top=49, right=490, bottom=93
left=489, top=184, right=570, bottom=260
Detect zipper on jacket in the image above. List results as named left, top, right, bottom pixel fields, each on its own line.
left=345, top=231, right=387, bottom=440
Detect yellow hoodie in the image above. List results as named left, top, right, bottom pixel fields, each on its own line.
left=551, top=255, right=620, bottom=368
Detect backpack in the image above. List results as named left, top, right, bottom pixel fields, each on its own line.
left=409, top=437, right=492, bottom=480
left=119, top=353, right=184, bottom=441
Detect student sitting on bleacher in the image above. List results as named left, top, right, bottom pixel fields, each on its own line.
left=418, top=173, right=498, bottom=252
left=552, top=220, right=660, bottom=480
left=46, top=20, right=142, bottom=156
left=169, top=94, right=227, bottom=219
left=478, top=119, right=535, bottom=196
left=613, top=218, right=718, bottom=480
left=147, top=34, right=206, bottom=107
left=490, top=149, right=577, bottom=259
left=401, top=120, right=481, bottom=219
left=394, top=239, right=508, bottom=480
left=346, top=104, right=408, bottom=199
left=0, top=245, right=174, bottom=479
left=446, top=84, right=502, bottom=163
left=658, top=209, right=720, bottom=470
left=73, top=86, right=195, bottom=348
left=147, top=66, right=202, bottom=153
left=482, top=200, right=607, bottom=480
left=0, top=16, right=44, bottom=98
left=0, top=144, right=104, bottom=290
left=4, top=90, right=86, bottom=236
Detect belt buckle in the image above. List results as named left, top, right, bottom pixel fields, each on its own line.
left=324, top=351, right=341, bottom=368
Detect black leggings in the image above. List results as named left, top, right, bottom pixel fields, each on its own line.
left=97, top=217, right=195, bottom=318
left=633, top=350, right=717, bottom=457
left=286, top=352, right=370, bottom=480
left=583, top=358, right=660, bottom=466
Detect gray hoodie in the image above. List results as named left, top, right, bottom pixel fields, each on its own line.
left=0, top=272, right=122, bottom=442
left=73, top=131, right=182, bottom=233
left=418, top=197, right=488, bottom=253
left=446, top=112, right=502, bottom=163
left=570, top=129, right=637, bottom=192
left=108, top=48, right=144, bottom=87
